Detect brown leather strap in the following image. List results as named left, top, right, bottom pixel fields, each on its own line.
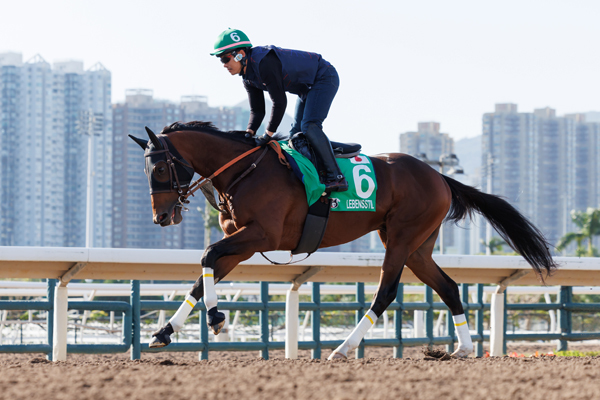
left=268, top=140, right=291, bottom=169
left=224, top=146, right=270, bottom=194
left=183, top=140, right=288, bottom=202
left=183, top=145, right=262, bottom=200
left=207, top=145, right=263, bottom=181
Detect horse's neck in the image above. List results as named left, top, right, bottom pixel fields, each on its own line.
left=171, top=130, right=252, bottom=189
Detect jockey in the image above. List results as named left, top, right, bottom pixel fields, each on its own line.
left=211, top=28, right=348, bottom=193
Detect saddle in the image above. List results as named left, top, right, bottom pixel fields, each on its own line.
left=286, top=133, right=362, bottom=256
left=288, top=133, right=362, bottom=164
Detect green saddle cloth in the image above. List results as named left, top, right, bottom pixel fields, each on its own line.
left=278, top=141, right=377, bottom=212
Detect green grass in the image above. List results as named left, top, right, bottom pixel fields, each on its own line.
left=554, top=350, right=600, bottom=357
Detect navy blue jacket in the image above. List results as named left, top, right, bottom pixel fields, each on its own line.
left=243, top=46, right=332, bottom=99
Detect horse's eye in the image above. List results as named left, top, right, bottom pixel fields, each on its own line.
left=153, top=161, right=170, bottom=182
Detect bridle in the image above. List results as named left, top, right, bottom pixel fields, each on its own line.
left=144, top=135, right=197, bottom=210
left=144, top=135, right=289, bottom=212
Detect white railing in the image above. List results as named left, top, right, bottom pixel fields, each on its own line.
left=1, top=247, right=600, bottom=360
left=1, top=280, right=593, bottom=349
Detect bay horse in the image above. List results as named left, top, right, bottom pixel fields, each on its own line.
left=129, top=121, right=557, bottom=359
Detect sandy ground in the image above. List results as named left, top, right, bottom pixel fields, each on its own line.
left=0, top=343, right=599, bottom=400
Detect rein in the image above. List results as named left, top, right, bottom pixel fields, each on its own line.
left=178, top=140, right=290, bottom=210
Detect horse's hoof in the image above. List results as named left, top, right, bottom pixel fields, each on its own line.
left=210, top=320, right=225, bottom=335
left=327, top=351, right=347, bottom=360
left=451, top=346, right=473, bottom=358
left=149, top=323, right=173, bottom=348
left=149, top=336, right=168, bottom=348
left=207, top=308, right=226, bottom=335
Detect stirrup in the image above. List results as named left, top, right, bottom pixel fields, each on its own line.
left=324, top=176, right=348, bottom=193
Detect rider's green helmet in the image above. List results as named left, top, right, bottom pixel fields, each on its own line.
left=210, top=28, right=252, bottom=56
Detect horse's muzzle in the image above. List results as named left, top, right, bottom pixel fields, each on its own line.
left=154, top=207, right=182, bottom=227
left=154, top=211, right=171, bottom=226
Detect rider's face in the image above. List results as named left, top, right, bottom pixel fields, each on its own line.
left=221, top=50, right=244, bottom=75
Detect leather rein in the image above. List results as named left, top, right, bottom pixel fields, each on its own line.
left=152, top=138, right=289, bottom=212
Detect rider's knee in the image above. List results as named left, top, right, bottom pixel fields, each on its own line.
left=301, top=120, right=323, bottom=133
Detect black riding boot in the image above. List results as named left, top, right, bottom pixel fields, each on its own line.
left=304, top=123, right=348, bottom=193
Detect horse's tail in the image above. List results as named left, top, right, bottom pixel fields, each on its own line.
left=442, top=175, right=558, bottom=280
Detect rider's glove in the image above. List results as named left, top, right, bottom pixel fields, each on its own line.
left=254, top=133, right=271, bottom=147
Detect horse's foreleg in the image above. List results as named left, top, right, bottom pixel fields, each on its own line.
left=328, top=248, right=408, bottom=360
left=198, top=224, right=276, bottom=335
left=406, top=232, right=473, bottom=357
left=150, top=224, right=273, bottom=348
left=169, top=253, right=246, bottom=332
left=149, top=254, right=248, bottom=348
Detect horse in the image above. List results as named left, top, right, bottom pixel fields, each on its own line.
left=129, top=121, right=557, bottom=359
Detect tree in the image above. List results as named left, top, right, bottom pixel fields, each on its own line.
left=556, top=208, right=600, bottom=257
left=480, top=237, right=508, bottom=255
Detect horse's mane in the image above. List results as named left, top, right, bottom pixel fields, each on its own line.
left=160, top=121, right=287, bottom=145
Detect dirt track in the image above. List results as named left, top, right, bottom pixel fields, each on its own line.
left=0, top=345, right=598, bottom=400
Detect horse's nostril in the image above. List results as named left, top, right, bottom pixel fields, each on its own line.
left=158, top=213, right=168, bottom=222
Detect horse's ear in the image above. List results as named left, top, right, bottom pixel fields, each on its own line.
left=145, top=126, right=163, bottom=150
left=128, top=135, right=148, bottom=150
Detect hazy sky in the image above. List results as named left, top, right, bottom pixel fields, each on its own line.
left=2, top=0, right=599, bottom=154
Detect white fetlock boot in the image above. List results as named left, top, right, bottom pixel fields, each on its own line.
left=451, top=314, right=474, bottom=357
left=328, top=310, right=378, bottom=360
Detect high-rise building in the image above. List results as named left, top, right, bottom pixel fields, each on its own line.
left=399, top=122, right=454, bottom=162
left=480, top=104, right=600, bottom=253
left=0, top=53, right=112, bottom=247
left=0, top=53, right=23, bottom=245
left=0, top=53, right=112, bottom=246
left=57, top=61, right=113, bottom=247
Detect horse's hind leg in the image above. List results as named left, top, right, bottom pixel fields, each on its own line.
left=328, top=242, right=408, bottom=360
left=406, top=228, right=473, bottom=357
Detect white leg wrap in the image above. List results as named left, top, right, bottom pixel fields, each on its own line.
left=203, top=267, right=218, bottom=311
left=169, top=294, right=197, bottom=332
left=452, top=314, right=473, bottom=357
left=329, top=310, right=378, bottom=359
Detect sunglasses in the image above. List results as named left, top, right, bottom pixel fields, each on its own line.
left=220, top=55, right=233, bottom=64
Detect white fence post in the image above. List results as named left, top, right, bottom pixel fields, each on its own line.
left=285, top=267, right=322, bottom=359
left=285, top=289, right=299, bottom=359
left=53, top=284, right=68, bottom=361
left=414, top=310, right=425, bottom=338
left=489, top=270, right=530, bottom=357
left=490, top=291, right=505, bottom=357
left=544, top=292, right=557, bottom=333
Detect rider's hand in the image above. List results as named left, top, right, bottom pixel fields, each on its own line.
left=254, top=133, right=272, bottom=147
